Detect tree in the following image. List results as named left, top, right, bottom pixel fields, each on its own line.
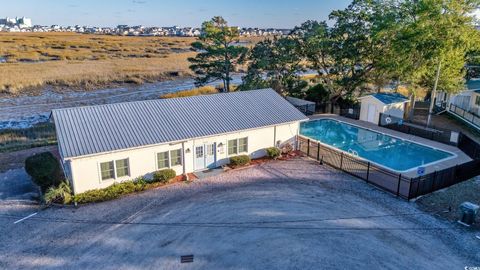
left=390, top=0, right=480, bottom=125
left=239, top=37, right=307, bottom=96
left=188, top=16, right=248, bottom=92
left=25, top=152, right=64, bottom=193
left=291, top=1, right=400, bottom=102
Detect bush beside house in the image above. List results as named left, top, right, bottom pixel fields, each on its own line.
left=265, top=147, right=281, bottom=159
left=74, top=178, right=148, bottom=204
left=153, top=169, right=176, bottom=183
left=25, top=152, right=64, bottom=193
left=74, top=169, right=178, bottom=204
left=44, top=182, right=73, bottom=204
left=229, top=155, right=251, bottom=167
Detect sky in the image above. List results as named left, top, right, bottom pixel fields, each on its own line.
left=1, top=0, right=351, bottom=28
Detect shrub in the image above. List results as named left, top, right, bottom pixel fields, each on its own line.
left=74, top=178, right=148, bottom=204
left=281, top=143, right=294, bottom=154
left=229, top=155, right=251, bottom=167
left=266, top=147, right=281, bottom=159
left=25, top=152, right=63, bottom=192
left=44, top=182, right=73, bottom=204
left=153, top=169, right=176, bottom=183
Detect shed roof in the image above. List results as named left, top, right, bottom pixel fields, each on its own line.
left=285, top=96, right=315, bottom=106
left=360, top=93, right=409, bottom=105
left=52, top=89, right=308, bottom=159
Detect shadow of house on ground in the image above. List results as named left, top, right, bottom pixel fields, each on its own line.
left=0, top=158, right=477, bottom=269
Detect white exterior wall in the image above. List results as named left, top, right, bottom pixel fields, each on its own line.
left=67, top=122, right=300, bottom=194
left=359, top=97, right=383, bottom=124
left=383, top=103, right=405, bottom=119
left=469, top=92, right=480, bottom=115
left=360, top=96, right=405, bottom=124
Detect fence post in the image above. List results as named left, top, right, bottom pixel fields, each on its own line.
left=396, top=174, right=402, bottom=197
left=366, top=162, right=370, bottom=183
left=407, top=178, right=413, bottom=201
left=452, top=164, right=458, bottom=185
left=431, top=171, right=437, bottom=192
left=307, top=139, right=310, bottom=157
left=340, top=152, right=344, bottom=169
left=316, top=142, right=320, bottom=161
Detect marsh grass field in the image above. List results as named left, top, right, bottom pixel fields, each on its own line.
left=0, top=32, right=199, bottom=95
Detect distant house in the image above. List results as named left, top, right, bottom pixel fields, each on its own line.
left=358, top=93, right=410, bottom=124
left=434, top=80, right=480, bottom=130
left=51, top=89, right=308, bottom=194
left=446, top=89, right=480, bottom=130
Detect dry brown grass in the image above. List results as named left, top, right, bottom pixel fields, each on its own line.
left=0, top=33, right=264, bottom=96
left=0, top=52, right=195, bottom=95
left=160, top=85, right=220, bottom=99
left=0, top=32, right=193, bottom=62
left=0, top=33, right=196, bottom=95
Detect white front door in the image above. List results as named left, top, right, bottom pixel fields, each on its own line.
left=195, top=146, right=205, bottom=170
left=205, top=143, right=216, bottom=169
left=367, top=104, right=376, bottom=123
left=195, top=143, right=216, bottom=170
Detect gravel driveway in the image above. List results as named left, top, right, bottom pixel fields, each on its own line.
left=0, top=158, right=478, bottom=269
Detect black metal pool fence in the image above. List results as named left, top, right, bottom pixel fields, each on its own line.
left=378, top=113, right=480, bottom=160
left=297, top=135, right=480, bottom=200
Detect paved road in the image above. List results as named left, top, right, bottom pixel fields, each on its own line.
left=0, top=158, right=478, bottom=269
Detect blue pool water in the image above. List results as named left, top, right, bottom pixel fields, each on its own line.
left=300, top=119, right=454, bottom=172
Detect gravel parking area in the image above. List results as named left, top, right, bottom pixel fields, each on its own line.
left=0, top=158, right=478, bottom=269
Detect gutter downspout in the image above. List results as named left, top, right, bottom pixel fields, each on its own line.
left=181, top=141, right=188, bottom=180
left=273, top=126, right=277, bottom=147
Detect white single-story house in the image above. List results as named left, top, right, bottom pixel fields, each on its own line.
left=358, top=93, right=409, bottom=124
left=51, top=89, right=308, bottom=194
left=435, top=84, right=480, bottom=130
left=448, top=89, right=480, bottom=115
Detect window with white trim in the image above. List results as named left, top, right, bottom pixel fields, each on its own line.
left=170, top=149, right=182, bottom=166
left=100, top=158, right=130, bottom=181
left=115, top=159, right=130, bottom=178
left=475, top=96, right=480, bottom=106
left=228, top=139, right=238, bottom=155
left=228, top=137, right=248, bottom=155
left=157, top=149, right=182, bottom=169
left=239, top=137, right=248, bottom=153
left=100, top=161, right=115, bottom=180
left=157, top=151, right=169, bottom=169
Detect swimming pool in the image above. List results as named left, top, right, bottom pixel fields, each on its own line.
left=300, top=119, right=455, bottom=172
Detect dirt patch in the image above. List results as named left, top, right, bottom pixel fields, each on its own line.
left=416, top=177, right=480, bottom=230
left=414, top=112, right=480, bottom=143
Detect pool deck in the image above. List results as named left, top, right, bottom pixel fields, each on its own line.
left=308, top=114, right=472, bottom=178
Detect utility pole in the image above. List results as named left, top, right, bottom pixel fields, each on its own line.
left=427, top=58, right=442, bottom=127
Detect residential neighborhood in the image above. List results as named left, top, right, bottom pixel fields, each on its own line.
left=1, top=0, right=480, bottom=269
left=0, top=17, right=289, bottom=37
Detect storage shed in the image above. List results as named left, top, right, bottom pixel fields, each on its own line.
left=285, top=96, right=316, bottom=115
left=358, top=93, right=409, bottom=124
left=51, top=89, right=308, bottom=194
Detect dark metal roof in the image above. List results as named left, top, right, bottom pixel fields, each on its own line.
left=285, top=96, right=315, bottom=106
left=52, top=88, right=308, bottom=158
left=369, top=93, right=409, bottom=104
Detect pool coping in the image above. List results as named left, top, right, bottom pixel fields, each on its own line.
left=306, top=115, right=472, bottom=178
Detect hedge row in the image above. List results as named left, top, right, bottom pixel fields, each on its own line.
left=73, top=169, right=177, bottom=204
